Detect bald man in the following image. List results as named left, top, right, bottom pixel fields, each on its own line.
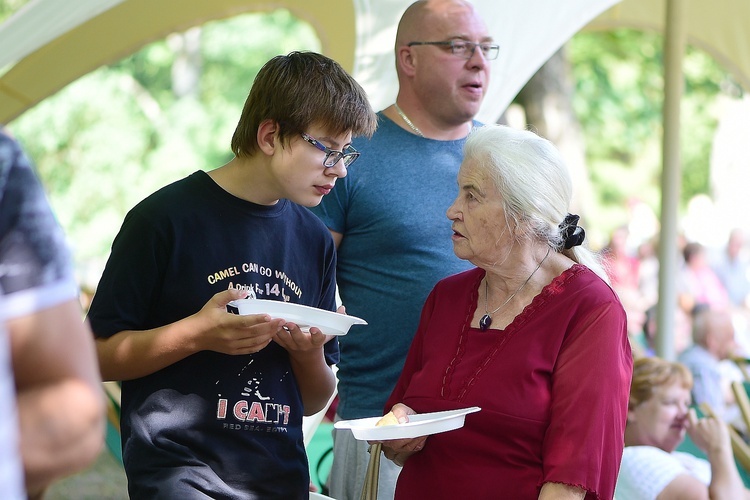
left=309, top=1, right=496, bottom=497
left=679, top=308, right=742, bottom=427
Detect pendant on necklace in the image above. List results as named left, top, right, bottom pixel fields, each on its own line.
left=479, top=314, right=492, bottom=331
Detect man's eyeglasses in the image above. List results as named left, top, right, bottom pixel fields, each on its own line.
left=301, top=133, right=360, bottom=168
left=407, top=40, right=500, bottom=61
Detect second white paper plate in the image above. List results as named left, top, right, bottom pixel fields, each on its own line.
left=334, top=407, right=481, bottom=440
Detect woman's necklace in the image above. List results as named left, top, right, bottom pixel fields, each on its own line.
left=394, top=103, right=425, bottom=137
left=479, top=246, right=551, bottom=331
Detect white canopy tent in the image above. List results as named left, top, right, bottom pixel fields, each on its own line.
left=4, top=1, right=748, bottom=122
left=0, top=0, right=620, bottom=125
left=1, top=0, right=749, bottom=359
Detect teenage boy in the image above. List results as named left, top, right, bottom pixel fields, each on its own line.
left=87, top=51, right=377, bottom=499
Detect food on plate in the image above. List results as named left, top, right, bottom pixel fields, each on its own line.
left=375, top=412, right=400, bottom=427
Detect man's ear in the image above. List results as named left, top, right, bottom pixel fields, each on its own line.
left=397, top=46, right=417, bottom=78
left=257, top=119, right=279, bottom=156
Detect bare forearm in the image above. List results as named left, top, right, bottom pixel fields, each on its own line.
left=707, top=448, right=746, bottom=500
left=18, top=379, right=105, bottom=494
left=289, top=350, right=336, bottom=415
left=538, top=482, right=586, bottom=500
left=96, top=315, right=203, bottom=381
left=94, top=289, right=281, bottom=381
left=8, top=300, right=106, bottom=492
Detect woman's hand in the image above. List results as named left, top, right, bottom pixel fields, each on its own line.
left=370, top=403, right=427, bottom=466
left=686, top=408, right=731, bottom=456
left=686, top=408, right=750, bottom=500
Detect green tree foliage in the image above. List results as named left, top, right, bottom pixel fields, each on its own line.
left=2, top=2, right=742, bottom=284
left=5, top=10, right=319, bottom=283
left=0, top=0, right=26, bottom=18
left=568, top=29, right=742, bottom=226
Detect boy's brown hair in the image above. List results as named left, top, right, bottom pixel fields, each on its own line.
left=231, top=51, right=377, bottom=158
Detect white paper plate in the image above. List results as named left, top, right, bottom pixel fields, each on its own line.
left=227, top=299, right=367, bottom=336
left=334, top=407, right=481, bottom=440
left=309, top=493, right=335, bottom=500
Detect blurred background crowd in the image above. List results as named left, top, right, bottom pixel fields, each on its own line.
left=602, top=220, right=750, bottom=432
left=603, top=224, right=750, bottom=356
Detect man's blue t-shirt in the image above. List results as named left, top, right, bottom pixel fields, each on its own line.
left=310, top=114, right=474, bottom=419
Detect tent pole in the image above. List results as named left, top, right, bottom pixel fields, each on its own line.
left=655, top=0, right=687, bottom=361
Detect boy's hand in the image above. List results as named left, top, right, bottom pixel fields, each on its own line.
left=273, top=304, right=342, bottom=354
left=194, top=289, right=285, bottom=355
left=273, top=324, right=332, bottom=354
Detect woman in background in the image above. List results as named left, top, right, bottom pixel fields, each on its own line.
left=616, top=356, right=750, bottom=499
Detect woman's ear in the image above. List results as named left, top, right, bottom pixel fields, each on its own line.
left=257, top=119, right=279, bottom=156
left=626, top=407, right=636, bottom=425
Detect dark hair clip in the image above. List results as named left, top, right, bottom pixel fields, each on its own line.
left=559, top=213, right=585, bottom=249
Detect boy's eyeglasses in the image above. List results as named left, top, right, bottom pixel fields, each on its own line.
left=407, top=40, right=500, bottom=60
left=301, top=133, right=360, bottom=168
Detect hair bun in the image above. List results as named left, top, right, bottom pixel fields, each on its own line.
left=559, top=214, right=586, bottom=249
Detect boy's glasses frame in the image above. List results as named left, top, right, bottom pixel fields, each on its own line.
left=301, top=133, right=360, bottom=167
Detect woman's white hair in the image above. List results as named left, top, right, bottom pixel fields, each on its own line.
left=464, top=124, right=608, bottom=283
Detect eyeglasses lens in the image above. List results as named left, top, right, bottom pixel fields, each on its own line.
left=453, top=42, right=499, bottom=60
left=324, top=153, right=342, bottom=167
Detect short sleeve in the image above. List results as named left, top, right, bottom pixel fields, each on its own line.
left=0, top=132, right=78, bottom=319
left=86, top=207, right=169, bottom=338
left=541, top=298, right=632, bottom=499
left=615, top=446, right=706, bottom=500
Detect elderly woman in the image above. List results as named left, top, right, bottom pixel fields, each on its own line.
left=616, top=357, right=750, bottom=499
left=375, top=124, right=632, bottom=499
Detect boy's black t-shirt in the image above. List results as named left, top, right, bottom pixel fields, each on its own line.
left=88, top=171, right=339, bottom=499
